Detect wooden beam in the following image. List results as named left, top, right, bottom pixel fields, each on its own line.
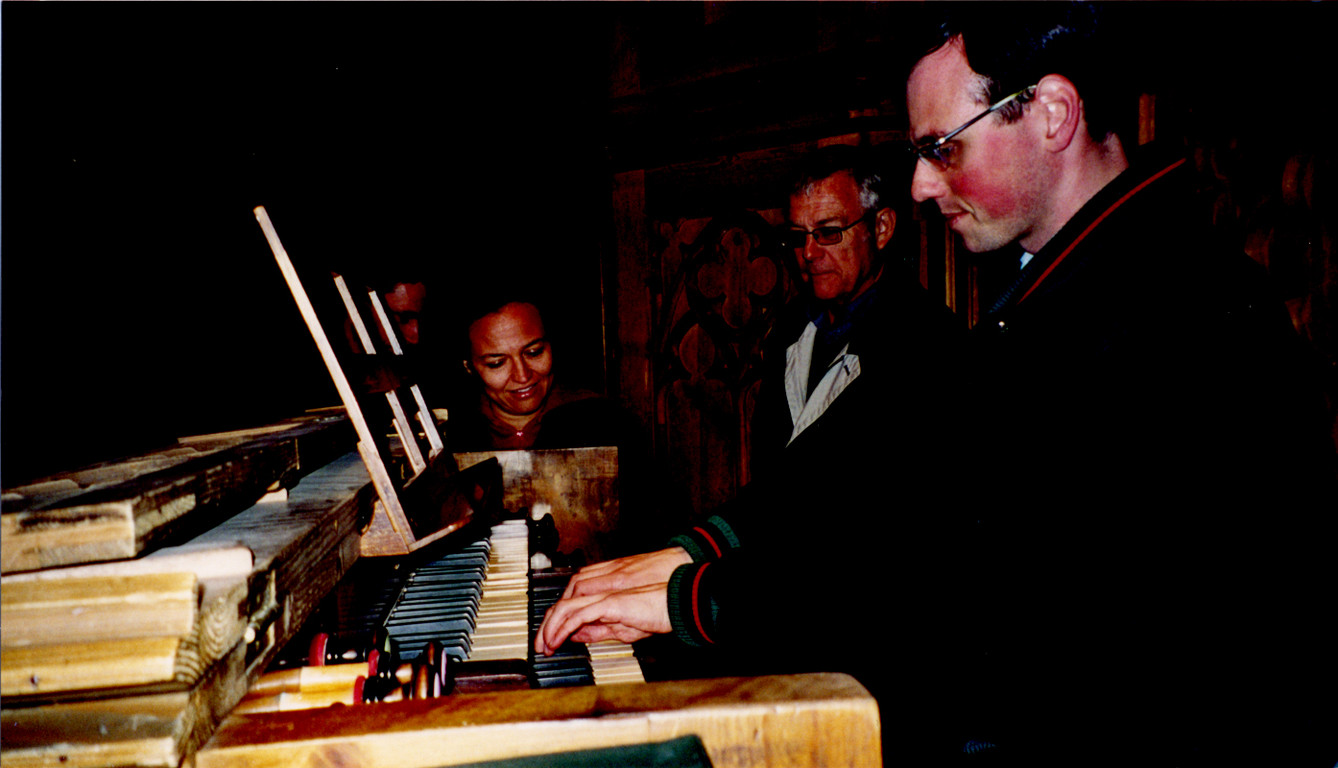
left=1, top=414, right=352, bottom=574
left=196, top=673, right=882, bottom=768
left=1, top=572, right=198, bottom=649
left=0, top=450, right=375, bottom=767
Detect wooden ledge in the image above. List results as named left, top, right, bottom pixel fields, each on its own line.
left=197, top=673, right=881, bottom=768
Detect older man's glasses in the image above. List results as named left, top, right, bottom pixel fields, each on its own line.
left=778, top=213, right=872, bottom=250
left=908, top=85, right=1037, bottom=170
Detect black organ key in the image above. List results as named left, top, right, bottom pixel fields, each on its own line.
left=383, top=520, right=530, bottom=665
left=527, top=568, right=595, bottom=688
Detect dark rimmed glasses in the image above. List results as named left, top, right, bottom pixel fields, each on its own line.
left=777, top=212, right=873, bottom=250
left=908, top=84, right=1037, bottom=170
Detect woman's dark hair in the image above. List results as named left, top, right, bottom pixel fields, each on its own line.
left=452, top=282, right=552, bottom=361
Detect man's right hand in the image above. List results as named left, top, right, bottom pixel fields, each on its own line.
left=561, top=547, right=693, bottom=600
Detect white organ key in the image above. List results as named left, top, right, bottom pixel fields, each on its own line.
left=468, top=520, right=531, bottom=662
left=587, top=639, right=645, bottom=685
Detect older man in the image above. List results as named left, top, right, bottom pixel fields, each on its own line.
left=905, top=4, right=1335, bottom=764
left=536, top=146, right=962, bottom=742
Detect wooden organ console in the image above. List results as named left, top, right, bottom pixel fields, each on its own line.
left=0, top=208, right=882, bottom=768
left=2, top=431, right=881, bottom=768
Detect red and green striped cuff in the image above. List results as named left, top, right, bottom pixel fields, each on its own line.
left=666, top=562, right=719, bottom=647
left=667, top=515, right=740, bottom=563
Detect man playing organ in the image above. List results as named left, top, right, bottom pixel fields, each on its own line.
left=537, top=144, right=965, bottom=763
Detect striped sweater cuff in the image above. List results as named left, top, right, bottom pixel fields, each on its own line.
left=666, top=515, right=741, bottom=563
left=666, top=562, right=718, bottom=647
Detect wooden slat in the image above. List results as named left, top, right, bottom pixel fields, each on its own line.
left=1, top=502, right=142, bottom=575
left=253, top=206, right=415, bottom=550
left=0, top=576, right=250, bottom=700
left=366, top=288, right=445, bottom=457
left=2, top=637, right=182, bottom=695
left=0, top=550, right=252, bottom=704
left=0, top=414, right=352, bottom=574
left=332, top=273, right=428, bottom=476
left=0, top=575, right=248, bottom=701
left=2, top=415, right=345, bottom=515
left=0, top=546, right=254, bottom=585
left=1, top=573, right=198, bottom=648
left=0, top=691, right=192, bottom=768
left=1, top=454, right=203, bottom=510
left=184, top=451, right=375, bottom=668
left=0, top=452, right=369, bottom=698
left=0, top=450, right=375, bottom=767
left=1, top=639, right=251, bottom=768
left=195, top=673, right=882, bottom=768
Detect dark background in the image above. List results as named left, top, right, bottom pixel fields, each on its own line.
left=2, top=3, right=615, bottom=483
left=5, top=2, right=1338, bottom=485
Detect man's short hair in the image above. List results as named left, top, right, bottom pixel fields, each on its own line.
left=919, top=2, right=1134, bottom=143
left=789, top=144, right=888, bottom=215
left=788, top=144, right=920, bottom=263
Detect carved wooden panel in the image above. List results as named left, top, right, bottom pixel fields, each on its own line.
left=647, top=210, right=795, bottom=514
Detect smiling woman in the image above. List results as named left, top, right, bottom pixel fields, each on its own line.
left=464, top=300, right=557, bottom=442
left=446, top=285, right=689, bottom=557
left=445, top=286, right=635, bottom=455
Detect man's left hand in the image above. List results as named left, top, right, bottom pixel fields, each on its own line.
left=535, top=583, right=672, bottom=655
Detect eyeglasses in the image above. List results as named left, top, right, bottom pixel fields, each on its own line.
left=908, top=85, right=1037, bottom=170
left=778, top=213, right=873, bottom=250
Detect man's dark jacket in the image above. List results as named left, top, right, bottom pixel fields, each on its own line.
left=962, top=144, right=1336, bottom=763
left=663, top=262, right=968, bottom=749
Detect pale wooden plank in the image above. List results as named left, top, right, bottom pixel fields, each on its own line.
left=0, top=691, right=188, bottom=768
left=0, top=451, right=369, bottom=705
left=1, top=414, right=352, bottom=574
left=1, top=415, right=344, bottom=517
left=186, top=451, right=373, bottom=676
left=0, top=546, right=253, bottom=585
left=0, top=548, right=254, bottom=704
left=0, top=452, right=374, bottom=767
left=1, top=505, right=138, bottom=574
left=196, top=674, right=882, bottom=768
left=2, top=637, right=182, bottom=695
left=1, top=573, right=198, bottom=648
left=1, top=639, right=252, bottom=768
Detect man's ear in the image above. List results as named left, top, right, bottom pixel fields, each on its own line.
left=462, top=360, right=474, bottom=375
left=874, top=207, right=896, bottom=250
left=1034, top=74, right=1081, bottom=152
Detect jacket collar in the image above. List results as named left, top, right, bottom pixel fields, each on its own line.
left=988, top=144, right=1188, bottom=315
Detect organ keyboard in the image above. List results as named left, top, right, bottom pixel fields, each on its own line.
left=276, top=512, right=645, bottom=701
left=2, top=434, right=880, bottom=768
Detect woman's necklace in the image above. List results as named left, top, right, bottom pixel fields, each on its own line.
left=487, top=399, right=539, bottom=440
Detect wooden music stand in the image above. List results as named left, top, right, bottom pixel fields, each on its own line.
left=253, top=206, right=500, bottom=556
